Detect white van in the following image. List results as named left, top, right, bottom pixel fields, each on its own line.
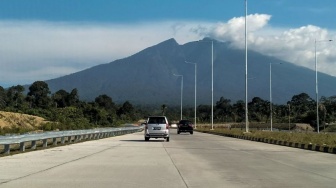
left=144, top=116, right=170, bottom=142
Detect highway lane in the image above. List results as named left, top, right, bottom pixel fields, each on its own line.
left=0, top=130, right=336, bottom=188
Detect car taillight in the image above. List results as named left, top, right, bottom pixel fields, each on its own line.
left=145, top=124, right=148, bottom=130
left=189, top=124, right=193, bottom=127
left=166, top=124, right=169, bottom=129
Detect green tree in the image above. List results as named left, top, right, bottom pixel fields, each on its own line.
left=289, top=93, right=315, bottom=125
left=95, top=94, right=115, bottom=110
left=215, top=97, right=232, bottom=122
left=320, top=96, right=336, bottom=126
left=232, top=100, right=245, bottom=122
left=52, top=89, right=69, bottom=108
left=0, top=86, right=6, bottom=109
left=6, top=85, right=25, bottom=108
left=197, top=105, right=211, bottom=122
left=248, top=97, right=269, bottom=122
left=27, top=81, right=51, bottom=109
left=161, top=104, right=167, bottom=116
left=68, top=88, right=79, bottom=106
left=117, top=101, right=135, bottom=121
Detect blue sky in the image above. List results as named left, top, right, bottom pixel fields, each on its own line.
left=1, top=0, right=335, bottom=28
left=1, top=0, right=336, bottom=87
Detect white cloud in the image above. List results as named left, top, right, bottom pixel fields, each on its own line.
left=0, top=20, right=203, bottom=87
left=199, top=14, right=336, bottom=78
left=0, top=16, right=336, bottom=87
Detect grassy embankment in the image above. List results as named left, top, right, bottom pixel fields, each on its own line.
left=196, top=124, right=336, bottom=148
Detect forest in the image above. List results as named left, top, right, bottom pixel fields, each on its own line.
left=1, top=81, right=336, bottom=134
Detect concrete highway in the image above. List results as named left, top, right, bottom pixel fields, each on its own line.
left=0, top=130, right=336, bottom=188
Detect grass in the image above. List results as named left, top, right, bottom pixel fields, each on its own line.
left=196, top=127, right=336, bottom=148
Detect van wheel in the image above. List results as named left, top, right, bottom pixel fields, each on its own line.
left=177, top=131, right=180, bottom=134
left=190, top=131, right=193, bottom=134
left=166, top=137, right=170, bottom=142
left=145, top=137, right=149, bottom=141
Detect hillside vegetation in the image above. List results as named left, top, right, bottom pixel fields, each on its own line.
left=0, top=111, right=48, bottom=133
left=2, top=79, right=336, bottom=135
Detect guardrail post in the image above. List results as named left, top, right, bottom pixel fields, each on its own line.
left=4, top=144, right=10, bottom=154
left=20, top=142, right=25, bottom=152
left=31, top=140, right=36, bottom=150
left=61, top=137, right=65, bottom=144
left=53, top=138, right=57, bottom=146
left=43, top=139, right=48, bottom=148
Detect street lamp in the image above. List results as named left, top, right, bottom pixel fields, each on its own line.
left=315, top=38, right=332, bottom=133
left=270, top=62, right=282, bottom=131
left=287, top=102, right=291, bottom=131
left=174, top=74, right=183, bottom=120
left=245, top=0, right=249, bottom=132
left=185, top=61, right=197, bottom=129
left=197, top=39, right=214, bottom=130
left=211, top=40, right=214, bottom=130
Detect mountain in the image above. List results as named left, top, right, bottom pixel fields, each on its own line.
left=45, top=38, right=336, bottom=106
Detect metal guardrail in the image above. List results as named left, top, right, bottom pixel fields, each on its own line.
left=0, top=126, right=144, bottom=155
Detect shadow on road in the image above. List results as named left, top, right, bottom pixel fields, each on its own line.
left=120, top=139, right=166, bottom=142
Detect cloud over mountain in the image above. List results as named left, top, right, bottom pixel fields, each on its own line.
left=1, top=14, right=336, bottom=87
left=201, top=14, right=336, bottom=79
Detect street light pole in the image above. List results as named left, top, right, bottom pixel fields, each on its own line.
left=197, top=39, right=214, bottom=130
left=245, top=0, right=249, bottom=132
left=288, top=103, right=291, bottom=131
left=315, top=38, right=332, bottom=133
left=211, top=40, right=214, bottom=130
left=174, top=74, right=183, bottom=120
left=185, top=61, right=197, bottom=129
left=270, top=62, right=281, bottom=132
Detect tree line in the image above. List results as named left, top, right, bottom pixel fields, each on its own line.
left=181, top=93, right=336, bottom=131
left=0, top=81, right=142, bottom=133
left=1, top=81, right=336, bottom=133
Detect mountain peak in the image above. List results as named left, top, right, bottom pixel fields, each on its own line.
left=46, top=38, right=336, bottom=105
left=156, top=38, right=179, bottom=47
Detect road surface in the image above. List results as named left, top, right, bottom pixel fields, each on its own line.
left=0, top=130, right=336, bottom=188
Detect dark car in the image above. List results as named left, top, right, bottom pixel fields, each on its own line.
left=177, top=120, right=193, bottom=134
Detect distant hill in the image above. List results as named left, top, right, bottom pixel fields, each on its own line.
left=44, top=38, right=336, bottom=106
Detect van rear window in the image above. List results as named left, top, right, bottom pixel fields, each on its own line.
left=148, top=117, right=166, bottom=124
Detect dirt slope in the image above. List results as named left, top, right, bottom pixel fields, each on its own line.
left=0, top=111, right=47, bottom=129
